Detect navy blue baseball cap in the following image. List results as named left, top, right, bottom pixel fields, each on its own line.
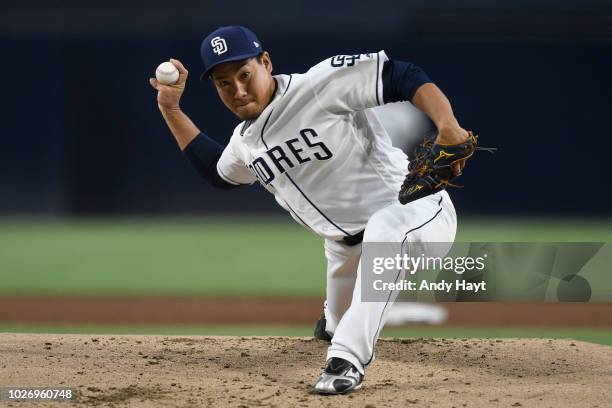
left=199, top=26, right=264, bottom=80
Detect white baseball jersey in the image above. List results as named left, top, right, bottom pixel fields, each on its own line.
left=216, top=50, right=409, bottom=240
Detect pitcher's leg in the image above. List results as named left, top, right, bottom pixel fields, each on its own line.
left=322, top=239, right=362, bottom=336
left=327, top=193, right=456, bottom=373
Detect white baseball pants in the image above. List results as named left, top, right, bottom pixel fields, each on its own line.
left=323, top=190, right=457, bottom=374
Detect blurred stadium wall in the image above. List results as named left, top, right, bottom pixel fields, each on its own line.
left=1, top=0, right=611, bottom=216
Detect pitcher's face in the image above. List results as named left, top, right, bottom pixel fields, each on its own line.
left=212, top=52, right=275, bottom=120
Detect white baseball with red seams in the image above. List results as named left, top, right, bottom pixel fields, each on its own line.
left=155, top=61, right=179, bottom=85
left=216, top=51, right=457, bottom=375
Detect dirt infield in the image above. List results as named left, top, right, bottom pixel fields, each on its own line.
left=1, top=334, right=611, bottom=407
left=2, top=297, right=612, bottom=326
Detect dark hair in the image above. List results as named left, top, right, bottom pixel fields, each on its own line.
left=210, top=54, right=266, bottom=80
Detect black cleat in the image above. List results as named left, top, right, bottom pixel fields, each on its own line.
left=314, top=312, right=332, bottom=342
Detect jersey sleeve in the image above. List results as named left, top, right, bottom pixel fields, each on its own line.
left=306, top=50, right=389, bottom=114
left=216, top=135, right=257, bottom=186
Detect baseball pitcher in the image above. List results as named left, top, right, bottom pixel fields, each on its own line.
left=150, top=25, right=477, bottom=394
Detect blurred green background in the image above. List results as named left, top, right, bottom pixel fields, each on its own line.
left=1, top=217, right=612, bottom=346
left=2, top=217, right=611, bottom=296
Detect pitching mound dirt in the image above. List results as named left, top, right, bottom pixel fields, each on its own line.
left=1, top=334, right=611, bottom=407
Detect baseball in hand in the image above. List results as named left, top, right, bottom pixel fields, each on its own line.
left=155, top=61, right=179, bottom=85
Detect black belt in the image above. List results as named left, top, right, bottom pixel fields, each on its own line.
left=342, top=230, right=364, bottom=246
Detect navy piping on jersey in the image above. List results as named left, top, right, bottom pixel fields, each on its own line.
left=259, top=108, right=353, bottom=237
left=248, top=76, right=304, bottom=231
left=285, top=202, right=313, bottom=231
left=258, top=108, right=314, bottom=232
left=284, top=174, right=352, bottom=236
left=283, top=75, right=293, bottom=96
left=364, top=196, right=444, bottom=367
left=240, top=120, right=252, bottom=136
left=258, top=109, right=274, bottom=149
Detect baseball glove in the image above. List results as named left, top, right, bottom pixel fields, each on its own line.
left=398, top=131, right=480, bottom=205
